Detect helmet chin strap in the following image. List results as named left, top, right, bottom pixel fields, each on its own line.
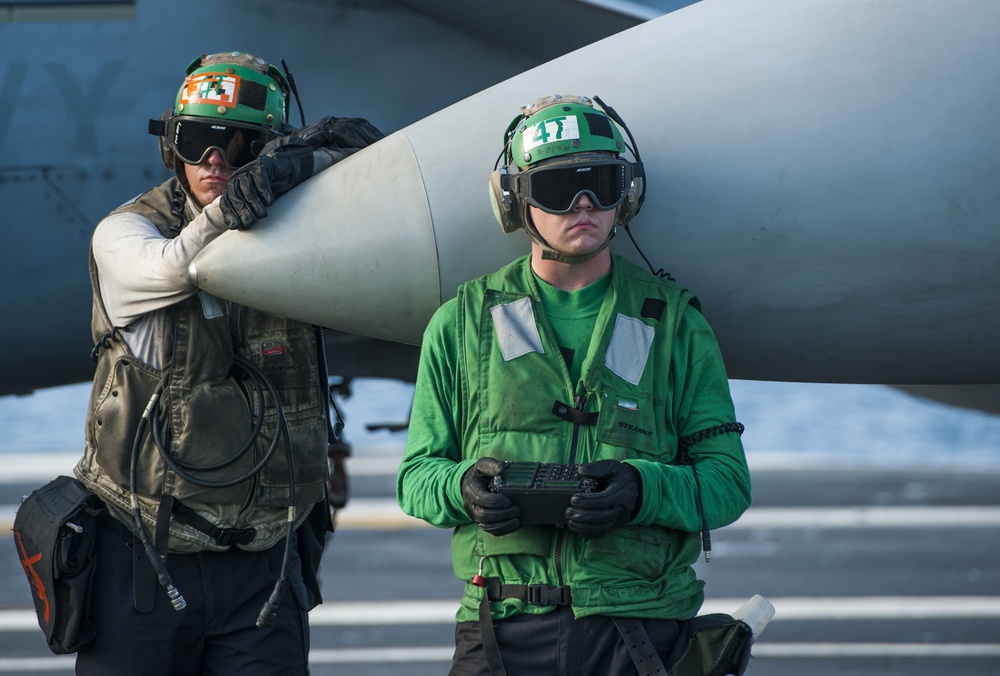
left=524, top=213, right=618, bottom=264
left=173, top=159, right=205, bottom=213
left=174, top=157, right=190, bottom=190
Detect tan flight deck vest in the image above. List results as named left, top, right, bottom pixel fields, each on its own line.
left=75, top=178, right=329, bottom=554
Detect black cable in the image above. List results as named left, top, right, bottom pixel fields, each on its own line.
left=128, top=356, right=299, bottom=624
left=593, top=95, right=641, bottom=162
left=149, top=356, right=278, bottom=487
left=678, top=423, right=746, bottom=562
left=592, top=95, right=675, bottom=281
left=314, top=327, right=343, bottom=444
left=130, top=379, right=186, bottom=611
left=593, top=95, right=646, bottom=215
left=280, top=58, right=306, bottom=127
left=256, top=406, right=295, bottom=627
left=688, top=460, right=712, bottom=562
left=621, top=223, right=676, bottom=281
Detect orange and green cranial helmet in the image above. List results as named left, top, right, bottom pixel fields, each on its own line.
left=175, top=51, right=289, bottom=129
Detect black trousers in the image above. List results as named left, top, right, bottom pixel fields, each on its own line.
left=75, top=516, right=310, bottom=676
left=451, top=605, right=681, bottom=676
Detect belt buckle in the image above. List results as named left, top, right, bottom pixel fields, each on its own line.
left=215, top=527, right=256, bottom=547
left=527, top=584, right=571, bottom=606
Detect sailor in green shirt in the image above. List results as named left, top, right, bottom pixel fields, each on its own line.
left=397, top=94, right=751, bottom=675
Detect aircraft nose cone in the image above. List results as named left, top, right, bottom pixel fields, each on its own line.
left=190, top=132, right=443, bottom=344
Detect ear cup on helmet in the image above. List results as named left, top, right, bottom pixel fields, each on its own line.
left=489, top=165, right=521, bottom=233
left=159, top=137, right=174, bottom=170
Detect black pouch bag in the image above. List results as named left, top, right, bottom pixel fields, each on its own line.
left=665, top=613, right=753, bottom=676
left=12, top=475, right=104, bottom=654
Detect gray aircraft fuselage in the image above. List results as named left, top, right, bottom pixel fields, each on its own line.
left=2, top=0, right=998, bottom=416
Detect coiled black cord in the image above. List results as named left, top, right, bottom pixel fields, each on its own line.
left=621, top=223, right=676, bottom=281
left=150, top=356, right=277, bottom=485
left=129, top=357, right=297, bottom=626
left=678, top=423, right=746, bottom=562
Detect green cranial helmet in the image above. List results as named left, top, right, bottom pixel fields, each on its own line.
left=509, top=94, right=626, bottom=169
left=489, top=94, right=645, bottom=264
left=175, top=51, right=289, bottom=128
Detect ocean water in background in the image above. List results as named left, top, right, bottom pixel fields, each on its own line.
left=1, top=379, right=998, bottom=470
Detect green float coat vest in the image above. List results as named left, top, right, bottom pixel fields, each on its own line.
left=407, top=255, right=750, bottom=622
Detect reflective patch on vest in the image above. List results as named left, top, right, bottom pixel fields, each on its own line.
left=490, top=297, right=545, bottom=361
left=605, top=314, right=653, bottom=386
left=199, top=291, right=225, bottom=319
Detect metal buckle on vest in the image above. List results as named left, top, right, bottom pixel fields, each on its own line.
left=214, top=527, right=256, bottom=547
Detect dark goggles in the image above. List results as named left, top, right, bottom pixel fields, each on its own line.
left=167, top=116, right=281, bottom=168
left=510, top=159, right=632, bottom=214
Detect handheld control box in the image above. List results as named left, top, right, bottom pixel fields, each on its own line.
left=490, top=462, right=597, bottom=526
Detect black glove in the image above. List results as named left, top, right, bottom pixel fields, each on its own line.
left=293, top=115, right=385, bottom=151
left=461, top=457, right=521, bottom=536
left=220, top=136, right=314, bottom=230
left=565, top=460, right=641, bottom=540
left=219, top=116, right=383, bottom=230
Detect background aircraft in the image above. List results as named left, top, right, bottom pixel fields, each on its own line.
left=2, top=0, right=998, bottom=416
left=0, top=0, right=679, bottom=395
